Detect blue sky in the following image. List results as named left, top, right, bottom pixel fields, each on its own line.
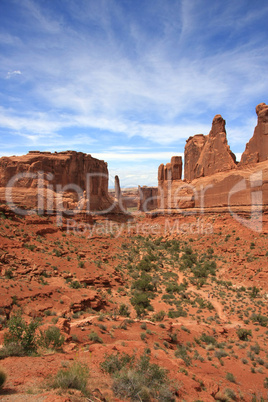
left=0, top=0, right=268, bottom=188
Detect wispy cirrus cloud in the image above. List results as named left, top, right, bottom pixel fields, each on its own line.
left=0, top=0, right=267, bottom=186
left=5, top=70, right=22, bottom=79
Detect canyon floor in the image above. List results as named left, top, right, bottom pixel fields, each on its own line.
left=0, top=206, right=267, bottom=401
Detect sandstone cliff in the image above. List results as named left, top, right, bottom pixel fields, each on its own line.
left=240, top=103, right=268, bottom=165
left=0, top=151, right=115, bottom=214
left=155, top=103, right=268, bottom=216
left=138, top=186, right=158, bottom=212
left=184, top=134, right=206, bottom=182
left=185, top=115, right=237, bottom=180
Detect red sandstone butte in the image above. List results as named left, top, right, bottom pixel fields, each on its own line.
left=0, top=151, right=114, bottom=213
left=194, top=114, right=237, bottom=178
left=155, top=103, right=268, bottom=213
left=240, top=102, right=268, bottom=165
left=184, top=134, right=206, bottom=182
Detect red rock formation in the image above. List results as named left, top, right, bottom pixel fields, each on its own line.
left=0, top=151, right=115, bottom=214
left=184, top=134, right=207, bottom=182
left=157, top=104, right=268, bottom=217
left=194, top=115, right=237, bottom=178
left=138, top=186, right=158, bottom=212
left=240, top=103, right=268, bottom=165
left=158, top=157, right=187, bottom=209
left=158, top=156, right=182, bottom=183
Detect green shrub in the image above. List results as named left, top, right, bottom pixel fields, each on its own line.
left=140, top=332, right=146, bottom=341
left=3, top=311, right=40, bottom=354
left=49, top=361, right=89, bottom=395
left=69, top=280, right=82, bottom=289
left=175, top=345, right=191, bottom=366
left=251, top=313, right=268, bottom=327
left=226, top=372, right=236, bottom=383
left=101, top=353, right=134, bottom=374
left=0, top=342, right=25, bottom=358
left=102, top=353, right=175, bottom=401
left=131, top=292, right=151, bottom=317
left=199, top=333, right=216, bottom=345
left=119, top=304, right=130, bottom=317
left=132, top=273, right=154, bottom=292
left=215, top=349, right=228, bottom=360
left=88, top=331, right=103, bottom=344
left=0, top=368, right=6, bottom=388
left=39, top=326, right=64, bottom=350
left=168, top=308, right=187, bottom=318
left=152, top=310, right=165, bottom=322
left=236, top=328, right=252, bottom=341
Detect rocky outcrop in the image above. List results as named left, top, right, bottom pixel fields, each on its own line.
left=156, top=104, right=268, bottom=216
left=158, top=156, right=191, bottom=209
left=184, top=134, right=206, bottom=182
left=0, top=151, right=115, bottom=214
left=240, top=103, right=268, bottom=165
left=158, top=156, right=182, bottom=183
left=193, top=115, right=237, bottom=179
left=138, top=186, right=158, bottom=212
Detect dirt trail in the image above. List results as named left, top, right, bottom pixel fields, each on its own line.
left=188, top=286, right=228, bottom=322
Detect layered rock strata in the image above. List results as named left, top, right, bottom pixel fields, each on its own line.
left=0, top=151, right=115, bottom=214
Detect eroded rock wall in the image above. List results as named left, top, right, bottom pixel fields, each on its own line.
left=138, top=186, right=158, bottom=212
left=0, top=151, right=114, bottom=213
left=240, top=103, right=268, bottom=165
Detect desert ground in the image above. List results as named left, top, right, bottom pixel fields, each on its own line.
left=0, top=206, right=267, bottom=401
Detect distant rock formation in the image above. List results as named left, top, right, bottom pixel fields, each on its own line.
left=155, top=104, right=268, bottom=216
left=158, top=156, right=182, bottom=183
left=138, top=186, right=158, bottom=212
left=185, top=115, right=237, bottom=181
left=114, top=175, right=121, bottom=203
left=157, top=156, right=194, bottom=209
left=0, top=151, right=115, bottom=214
left=184, top=134, right=206, bottom=182
left=240, top=103, right=268, bottom=165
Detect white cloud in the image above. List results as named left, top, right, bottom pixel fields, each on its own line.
left=6, top=70, right=22, bottom=79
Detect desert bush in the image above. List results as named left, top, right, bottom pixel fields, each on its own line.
left=152, top=310, right=165, bottom=322
left=131, top=292, right=151, bottom=317
left=132, top=273, right=154, bottom=292
left=215, top=349, right=228, bottom=360
left=236, top=328, right=252, bottom=341
left=168, top=307, right=187, bottom=318
left=69, top=280, right=82, bottom=289
left=226, top=372, right=236, bottom=383
left=175, top=345, right=191, bottom=366
left=224, top=388, right=237, bottom=400
left=119, top=303, right=130, bottom=317
left=88, top=331, right=103, bottom=344
left=102, top=353, right=175, bottom=401
left=0, top=367, right=6, bottom=388
left=101, top=353, right=134, bottom=374
left=48, top=361, right=89, bottom=395
left=38, top=326, right=64, bottom=350
left=3, top=311, right=40, bottom=355
left=250, top=343, right=260, bottom=355
left=251, top=313, right=268, bottom=327
left=0, top=342, right=25, bottom=358
left=199, top=333, right=216, bottom=345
